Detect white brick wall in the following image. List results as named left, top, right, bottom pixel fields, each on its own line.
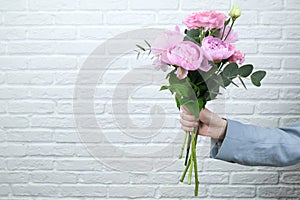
left=0, top=0, right=299, bottom=199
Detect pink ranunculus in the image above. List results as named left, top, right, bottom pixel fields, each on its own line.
left=183, top=11, right=227, bottom=31
left=151, top=26, right=184, bottom=65
left=218, top=25, right=238, bottom=43
left=201, top=36, right=235, bottom=62
left=166, top=41, right=212, bottom=77
left=229, top=50, right=245, bottom=64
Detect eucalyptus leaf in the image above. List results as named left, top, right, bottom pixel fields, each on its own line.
left=222, top=62, right=239, bottom=78
left=238, top=64, right=253, bottom=77
left=251, top=71, right=266, bottom=87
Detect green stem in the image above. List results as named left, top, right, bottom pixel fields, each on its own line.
left=220, top=25, right=226, bottom=40
left=224, top=19, right=235, bottom=41
left=179, top=131, right=188, bottom=159
left=188, top=157, right=193, bottom=185
left=191, top=129, right=199, bottom=196
left=180, top=157, right=191, bottom=182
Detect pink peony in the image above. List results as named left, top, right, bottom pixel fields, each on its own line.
left=201, top=36, right=235, bottom=62
left=166, top=41, right=212, bottom=79
left=229, top=50, right=245, bottom=64
left=218, top=25, right=238, bottom=43
left=153, top=58, right=168, bottom=72
left=151, top=26, right=184, bottom=64
left=183, top=11, right=227, bottom=31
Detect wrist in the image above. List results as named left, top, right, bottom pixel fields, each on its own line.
left=218, top=118, right=227, bottom=140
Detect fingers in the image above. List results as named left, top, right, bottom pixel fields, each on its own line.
left=180, top=111, right=198, bottom=132
left=180, top=105, right=192, bottom=114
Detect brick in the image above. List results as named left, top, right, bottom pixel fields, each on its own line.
left=108, top=186, right=155, bottom=198
left=263, top=72, right=300, bottom=84
left=231, top=88, right=280, bottom=100
left=29, top=0, right=77, bottom=10
left=261, top=12, right=300, bottom=25
left=79, top=0, right=127, bottom=10
left=12, top=184, right=59, bottom=197
left=181, top=0, right=229, bottom=10
left=0, top=117, right=29, bottom=128
left=283, top=27, right=300, bottom=39
left=59, top=185, right=106, bottom=197
left=256, top=102, right=300, bottom=114
left=283, top=57, right=300, bottom=69
left=198, top=172, right=229, bottom=184
left=4, top=13, right=53, bottom=25
left=79, top=27, right=131, bottom=40
left=237, top=26, right=281, bottom=39
left=78, top=172, right=129, bottom=184
left=0, top=101, right=5, bottom=113
left=130, top=0, right=178, bottom=10
left=210, top=186, right=256, bottom=197
left=31, top=116, right=76, bottom=128
left=28, top=57, right=77, bottom=70
left=235, top=41, right=258, bottom=54
left=55, top=12, right=103, bottom=25
left=258, top=186, right=300, bottom=198
left=26, top=144, right=76, bottom=156
left=30, top=88, right=74, bottom=99
left=55, top=42, right=99, bottom=55
left=53, top=130, right=81, bottom=143
left=106, top=12, right=155, bottom=25
left=285, top=0, right=300, bottom=10
left=0, top=144, right=26, bottom=157
left=159, top=185, right=207, bottom=197
left=8, top=101, right=54, bottom=113
left=0, top=185, right=11, bottom=196
left=0, top=129, right=5, bottom=142
left=0, top=88, right=30, bottom=99
left=280, top=88, right=300, bottom=100
left=6, top=72, right=53, bottom=85
left=0, top=74, right=4, bottom=84
left=235, top=0, right=283, bottom=10
left=0, top=56, right=27, bottom=70
left=280, top=172, right=300, bottom=184
left=245, top=56, right=281, bottom=69
left=231, top=172, right=278, bottom=184
left=0, top=172, right=29, bottom=183
left=7, top=130, right=52, bottom=142
left=8, top=42, right=56, bottom=54
left=27, top=28, right=77, bottom=40
left=56, top=159, right=103, bottom=171
left=0, top=28, right=26, bottom=40
left=204, top=159, right=254, bottom=172
left=235, top=11, right=259, bottom=25
left=259, top=42, right=300, bottom=54
left=30, top=172, right=77, bottom=183
left=0, top=0, right=26, bottom=11
left=7, top=159, right=54, bottom=170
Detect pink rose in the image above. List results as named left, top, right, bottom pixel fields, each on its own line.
left=229, top=50, right=245, bottom=64
left=201, top=36, right=235, bottom=62
left=166, top=41, right=212, bottom=79
left=183, top=11, right=227, bottom=31
left=218, top=25, right=238, bottom=43
left=151, top=26, right=184, bottom=64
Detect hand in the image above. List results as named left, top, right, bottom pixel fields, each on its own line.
left=180, top=106, right=227, bottom=140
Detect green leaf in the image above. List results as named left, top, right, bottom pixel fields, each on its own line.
left=186, top=29, right=200, bottom=38
left=160, top=85, right=169, bottom=91
left=224, top=18, right=231, bottom=26
left=251, top=70, right=266, bottom=87
left=238, top=76, right=247, bottom=90
left=222, top=62, right=239, bottom=78
left=175, top=96, right=180, bottom=110
left=238, top=64, right=253, bottom=77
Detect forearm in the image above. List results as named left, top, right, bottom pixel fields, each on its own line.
left=210, top=119, right=300, bottom=167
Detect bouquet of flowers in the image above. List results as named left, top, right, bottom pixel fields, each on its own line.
left=136, top=5, right=266, bottom=196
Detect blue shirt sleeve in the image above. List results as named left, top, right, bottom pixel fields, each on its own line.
left=210, top=119, right=300, bottom=167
